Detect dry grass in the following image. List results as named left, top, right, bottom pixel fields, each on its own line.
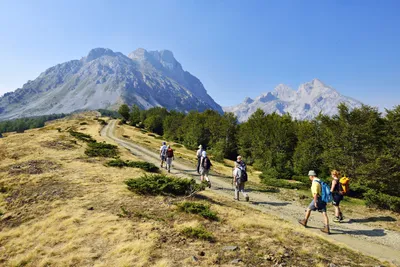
left=0, top=115, right=391, bottom=266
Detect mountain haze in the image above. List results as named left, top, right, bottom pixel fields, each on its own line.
left=223, top=79, right=362, bottom=122
left=0, top=48, right=223, bottom=120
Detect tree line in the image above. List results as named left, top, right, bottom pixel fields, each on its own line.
left=119, top=103, right=400, bottom=212
left=0, top=114, right=67, bottom=134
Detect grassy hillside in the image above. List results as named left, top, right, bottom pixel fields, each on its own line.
left=0, top=114, right=391, bottom=266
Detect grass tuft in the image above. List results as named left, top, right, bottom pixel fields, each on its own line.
left=125, top=174, right=204, bottom=196
left=85, top=142, right=119, bottom=158
left=176, top=201, right=218, bottom=221
left=69, top=130, right=96, bottom=143
left=181, top=226, right=214, bottom=241
left=107, top=159, right=159, bottom=173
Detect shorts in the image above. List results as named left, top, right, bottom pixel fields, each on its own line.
left=308, top=199, right=327, bottom=212
left=200, top=168, right=209, bottom=176
left=166, top=157, right=173, bottom=165
left=160, top=155, right=166, bottom=161
left=332, top=193, right=343, bottom=206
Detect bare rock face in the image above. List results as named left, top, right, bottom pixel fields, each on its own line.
left=0, top=48, right=223, bottom=120
left=223, top=79, right=362, bottom=122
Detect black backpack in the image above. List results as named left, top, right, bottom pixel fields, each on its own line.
left=202, top=157, right=211, bottom=170
left=238, top=164, right=248, bottom=182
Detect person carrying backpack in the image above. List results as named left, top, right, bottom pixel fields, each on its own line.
left=298, top=170, right=330, bottom=234
left=159, top=142, right=168, bottom=168
left=196, top=145, right=204, bottom=174
left=166, top=145, right=174, bottom=173
left=200, top=151, right=212, bottom=188
left=331, top=170, right=344, bottom=222
left=233, top=159, right=249, bottom=202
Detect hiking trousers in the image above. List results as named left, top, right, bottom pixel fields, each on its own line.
left=197, top=157, right=201, bottom=173
left=235, top=182, right=248, bottom=200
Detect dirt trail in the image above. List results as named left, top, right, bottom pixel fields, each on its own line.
left=102, top=120, right=400, bottom=266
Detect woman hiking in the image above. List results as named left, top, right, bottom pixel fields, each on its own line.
left=330, top=170, right=344, bottom=222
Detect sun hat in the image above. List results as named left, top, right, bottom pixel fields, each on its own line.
left=308, top=170, right=317, bottom=176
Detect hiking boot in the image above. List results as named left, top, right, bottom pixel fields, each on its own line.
left=245, top=195, right=249, bottom=202
left=298, top=219, right=307, bottom=227
left=339, top=212, right=344, bottom=221
left=320, top=225, right=330, bottom=234
left=333, top=216, right=341, bottom=223
left=207, top=181, right=211, bottom=188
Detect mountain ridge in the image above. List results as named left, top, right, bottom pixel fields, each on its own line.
left=0, top=47, right=223, bottom=121
left=223, top=79, right=362, bottom=122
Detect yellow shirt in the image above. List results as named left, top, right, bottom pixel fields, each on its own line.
left=311, top=178, right=322, bottom=196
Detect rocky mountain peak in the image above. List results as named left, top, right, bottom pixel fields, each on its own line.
left=272, top=84, right=296, bottom=101
left=243, top=97, right=254, bottom=104
left=86, top=48, right=116, bottom=62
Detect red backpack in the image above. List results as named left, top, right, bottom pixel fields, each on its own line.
left=166, top=148, right=174, bottom=158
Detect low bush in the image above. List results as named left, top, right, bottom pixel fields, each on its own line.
left=348, top=183, right=369, bottom=198
left=118, top=120, right=126, bottom=125
left=176, top=202, right=218, bottom=221
left=98, top=119, right=108, bottom=125
left=69, top=130, right=96, bottom=143
left=85, top=142, right=119, bottom=158
left=80, top=122, right=88, bottom=125
left=260, top=174, right=308, bottom=190
left=107, top=159, right=159, bottom=172
left=181, top=226, right=214, bottom=241
left=364, top=190, right=400, bottom=213
left=125, top=174, right=204, bottom=196
left=292, top=175, right=310, bottom=184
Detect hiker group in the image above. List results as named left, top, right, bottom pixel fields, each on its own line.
left=159, top=141, right=174, bottom=172
left=298, top=169, right=350, bottom=234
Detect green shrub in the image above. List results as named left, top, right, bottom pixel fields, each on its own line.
left=98, top=119, right=108, bottom=126
left=85, top=142, right=119, bottom=158
left=181, top=226, right=214, bottom=241
left=260, top=174, right=308, bottom=190
left=69, top=130, right=96, bottom=143
left=348, top=183, right=369, bottom=198
left=125, top=174, right=204, bottom=196
left=176, top=202, right=219, bottom=221
left=118, top=120, right=126, bottom=125
left=364, top=190, right=400, bottom=213
left=107, top=159, right=159, bottom=173
left=0, top=210, right=3, bottom=217
left=80, top=122, right=88, bottom=125
left=292, top=175, right=310, bottom=184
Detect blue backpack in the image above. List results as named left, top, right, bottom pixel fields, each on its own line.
left=315, top=180, right=333, bottom=203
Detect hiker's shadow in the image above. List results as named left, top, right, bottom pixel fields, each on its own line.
left=331, top=228, right=387, bottom=237
left=252, top=201, right=291, bottom=207
left=348, top=216, right=397, bottom=223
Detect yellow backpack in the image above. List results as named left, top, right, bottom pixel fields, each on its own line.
left=339, top=176, right=350, bottom=195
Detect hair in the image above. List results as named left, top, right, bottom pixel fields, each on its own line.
left=237, top=155, right=242, bottom=160
left=331, top=170, right=340, bottom=178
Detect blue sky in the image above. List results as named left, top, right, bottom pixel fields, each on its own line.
left=0, top=0, right=399, bottom=109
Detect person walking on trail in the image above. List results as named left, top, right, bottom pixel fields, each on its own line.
left=166, top=145, right=174, bottom=173
left=331, top=170, right=344, bottom=222
left=196, top=145, right=204, bottom=174
left=233, top=161, right=249, bottom=202
left=160, top=142, right=168, bottom=168
left=200, top=151, right=212, bottom=188
left=298, top=170, right=330, bottom=234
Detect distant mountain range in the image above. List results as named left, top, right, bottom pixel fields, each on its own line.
left=0, top=47, right=362, bottom=122
left=0, top=48, right=223, bottom=120
left=223, top=79, right=362, bottom=122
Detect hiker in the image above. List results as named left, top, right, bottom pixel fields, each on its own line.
left=331, top=170, right=344, bottom=222
left=233, top=161, right=249, bottom=201
left=196, top=145, right=204, bottom=174
left=298, top=170, right=330, bottom=234
left=200, top=151, right=212, bottom=188
left=166, top=145, right=174, bottom=173
left=160, top=141, right=168, bottom=168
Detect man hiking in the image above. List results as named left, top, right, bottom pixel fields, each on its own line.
left=159, top=142, right=168, bottom=168
left=331, top=170, right=344, bottom=222
left=166, top=145, right=174, bottom=173
left=200, top=151, right=212, bottom=188
left=196, top=145, right=204, bottom=174
left=233, top=159, right=249, bottom=201
left=298, top=170, right=330, bottom=234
